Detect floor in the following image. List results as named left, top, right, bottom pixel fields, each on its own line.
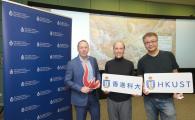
left=72, top=94, right=195, bottom=120
left=1, top=94, right=195, bottom=120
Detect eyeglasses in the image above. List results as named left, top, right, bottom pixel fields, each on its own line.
left=144, top=40, right=157, bottom=45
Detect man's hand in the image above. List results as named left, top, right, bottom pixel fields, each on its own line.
left=143, top=86, right=150, bottom=95
left=103, top=90, right=110, bottom=94
left=173, top=93, right=184, bottom=100
left=93, top=80, right=100, bottom=89
left=80, top=86, right=91, bottom=93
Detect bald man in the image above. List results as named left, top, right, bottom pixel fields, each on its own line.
left=104, top=41, right=134, bottom=120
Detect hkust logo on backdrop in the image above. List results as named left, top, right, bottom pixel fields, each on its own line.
left=21, top=54, right=40, bottom=61
left=9, top=94, right=31, bottom=102
left=57, top=65, right=66, bottom=70
left=20, top=27, right=39, bottom=34
left=57, top=86, right=69, bottom=92
left=37, top=112, right=53, bottom=120
left=36, top=90, right=52, bottom=96
left=57, top=106, right=70, bottom=113
left=9, top=40, right=31, bottom=47
left=21, top=80, right=40, bottom=87
left=50, top=31, right=64, bottom=37
left=9, top=68, right=30, bottom=75
left=57, top=20, right=69, bottom=27
left=9, top=10, right=30, bottom=19
left=49, top=54, right=64, bottom=60
left=50, top=98, right=64, bottom=104
left=50, top=76, right=64, bottom=82
left=37, top=42, right=52, bottom=48
left=57, top=43, right=69, bottom=48
left=37, top=67, right=52, bottom=72
left=36, top=16, right=52, bottom=23
left=21, top=104, right=40, bottom=113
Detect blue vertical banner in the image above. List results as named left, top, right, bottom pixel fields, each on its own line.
left=2, top=1, right=72, bottom=120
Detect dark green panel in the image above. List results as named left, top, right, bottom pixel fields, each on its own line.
left=147, top=2, right=195, bottom=16
left=91, top=0, right=119, bottom=11
left=120, top=0, right=147, bottom=14
left=169, top=5, right=195, bottom=16
left=28, top=0, right=91, bottom=9
left=11, top=0, right=195, bottom=16
left=59, top=0, right=91, bottom=8
left=14, top=0, right=28, bottom=4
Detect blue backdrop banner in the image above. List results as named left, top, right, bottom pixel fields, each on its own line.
left=2, top=1, right=72, bottom=120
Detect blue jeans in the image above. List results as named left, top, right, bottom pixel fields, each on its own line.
left=75, top=94, right=100, bottom=120
left=144, top=96, right=176, bottom=120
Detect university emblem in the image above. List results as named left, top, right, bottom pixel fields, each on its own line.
left=146, top=76, right=155, bottom=90
left=103, top=76, right=110, bottom=88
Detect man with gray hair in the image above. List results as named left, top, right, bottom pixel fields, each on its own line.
left=137, top=32, right=183, bottom=120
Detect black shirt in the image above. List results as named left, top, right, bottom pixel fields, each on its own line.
left=137, top=50, right=179, bottom=98
left=105, top=57, right=134, bottom=102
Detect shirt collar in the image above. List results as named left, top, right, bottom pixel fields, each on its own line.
left=79, top=55, right=89, bottom=63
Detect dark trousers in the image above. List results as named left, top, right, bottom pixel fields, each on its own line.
left=107, top=98, right=132, bottom=120
left=75, top=94, right=100, bottom=120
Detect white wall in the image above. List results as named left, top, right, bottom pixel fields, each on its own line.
left=176, top=19, right=195, bottom=68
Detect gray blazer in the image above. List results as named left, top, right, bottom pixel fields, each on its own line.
left=65, top=56, right=101, bottom=106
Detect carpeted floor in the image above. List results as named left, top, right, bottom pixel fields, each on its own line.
left=72, top=94, right=195, bottom=120
left=0, top=94, right=194, bottom=120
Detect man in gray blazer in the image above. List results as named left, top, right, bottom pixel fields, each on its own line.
left=65, top=40, right=101, bottom=120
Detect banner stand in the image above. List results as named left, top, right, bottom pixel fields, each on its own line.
left=2, top=1, right=72, bottom=119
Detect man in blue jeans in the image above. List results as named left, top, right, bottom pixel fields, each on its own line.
left=137, top=32, right=184, bottom=120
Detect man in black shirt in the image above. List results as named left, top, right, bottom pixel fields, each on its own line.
left=137, top=32, right=183, bottom=120
left=105, top=41, right=134, bottom=120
